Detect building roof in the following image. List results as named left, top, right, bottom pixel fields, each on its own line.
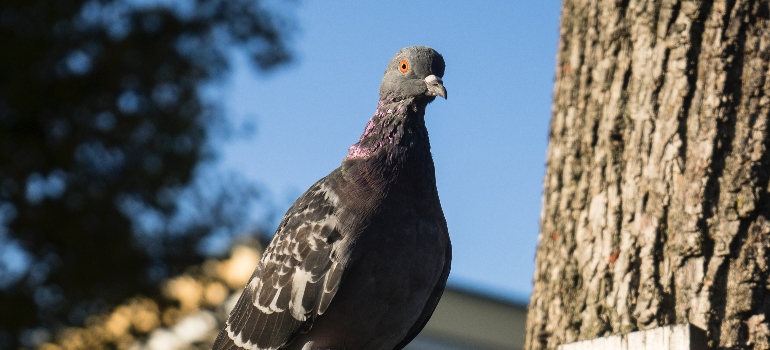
left=407, top=287, right=527, bottom=350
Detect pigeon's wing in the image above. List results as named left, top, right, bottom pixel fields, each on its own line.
left=394, top=229, right=452, bottom=350
left=214, top=177, right=346, bottom=350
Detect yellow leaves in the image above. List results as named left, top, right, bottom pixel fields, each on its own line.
left=164, top=275, right=204, bottom=312
left=40, top=243, right=262, bottom=350
left=42, top=297, right=162, bottom=350
left=217, top=245, right=261, bottom=289
left=204, top=282, right=229, bottom=307
left=53, top=328, right=102, bottom=350
left=107, top=298, right=161, bottom=335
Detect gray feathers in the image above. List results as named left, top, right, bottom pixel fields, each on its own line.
left=213, top=46, right=451, bottom=350
left=220, top=179, right=344, bottom=349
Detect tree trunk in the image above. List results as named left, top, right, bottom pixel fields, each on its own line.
left=525, top=1, right=770, bottom=349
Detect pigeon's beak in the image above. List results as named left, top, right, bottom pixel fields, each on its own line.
left=425, top=75, right=447, bottom=99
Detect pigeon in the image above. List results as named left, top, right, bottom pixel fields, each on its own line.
left=213, top=46, right=451, bottom=350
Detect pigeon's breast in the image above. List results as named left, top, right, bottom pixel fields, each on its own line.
left=293, top=198, right=449, bottom=350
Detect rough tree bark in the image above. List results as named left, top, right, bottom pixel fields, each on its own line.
left=525, top=0, right=770, bottom=349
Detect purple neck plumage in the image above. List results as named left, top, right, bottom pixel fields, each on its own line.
left=345, top=97, right=429, bottom=162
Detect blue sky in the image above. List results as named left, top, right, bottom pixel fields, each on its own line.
left=216, top=1, right=563, bottom=302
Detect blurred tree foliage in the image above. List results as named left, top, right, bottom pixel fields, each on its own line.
left=0, top=0, right=293, bottom=347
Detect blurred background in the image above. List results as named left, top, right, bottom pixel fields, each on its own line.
left=0, top=0, right=560, bottom=349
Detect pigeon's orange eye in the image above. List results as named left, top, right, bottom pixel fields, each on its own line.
left=399, top=59, right=409, bottom=73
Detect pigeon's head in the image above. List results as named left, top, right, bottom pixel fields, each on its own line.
left=380, top=46, right=446, bottom=102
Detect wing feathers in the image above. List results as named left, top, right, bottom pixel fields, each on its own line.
left=289, top=268, right=313, bottom=320
left=213, top=177, right=346, bottom=350
left=318, top=262, right=343, bottom=315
